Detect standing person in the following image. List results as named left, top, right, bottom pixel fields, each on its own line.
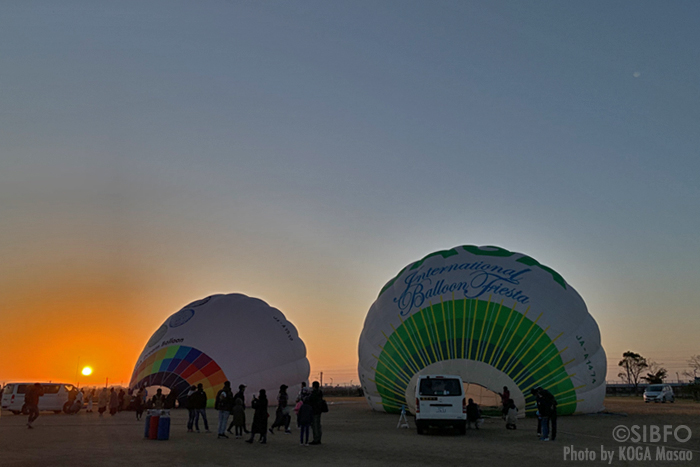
left=307, top=381, right=325, bottom=445
left=193, top=383, right=210, bottom=433
left=505, top=399, right=518, bottom=430
left=296, top=382, right=309, bottom=402
left=135, top=388, right=145, bottom=421
left=141, top=387, right=149, bottom=407
left=25, top=383, right=44, bottom=429
left=245, top=389, right=268, bottom=444
left=548, top=397, right=558, bottom=441
left=70, top=389, right=84, bottom=414
left=466, top=398, right=481, bottom=429
left=186, top=385, right=197, bottom=433
left=269, top=385, right=291, bottom=434
left=498, top=386, right=511, bottom=417
left=109, top=388, right=119, bottom=416
left=538, top=387, right=557, bottom=441
left=123, top=390, right=132, bottom=411
left=98, top=388, right=109, bottom=417
left=233, top=384, right=246, bottom=406
left=231, top=398, right=246, bottom=438
left=67, top=387, right=78, bottom=407
left=165, top=390, right=178, bottom=409
left=532, top=387, right=551, bottom=441
left=229, top=384, right=248, bottom=434
left=86, top=389, right=94, bottom=413
left=117, top=389, right=125, bottom=412
left=215, top=381, right=234, bottom=439
left=297, top=397, right=314, bottom=446
left=151, top=388, right=166, bottom=410
left=531, top=387, right=542, bottom=437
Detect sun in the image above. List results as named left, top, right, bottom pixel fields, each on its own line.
left=81, top=366, right=93, bottom=376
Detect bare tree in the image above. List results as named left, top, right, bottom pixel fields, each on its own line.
left=618, top=351, right=648, bottom=392
left=682, top=355, right=700, bottom=381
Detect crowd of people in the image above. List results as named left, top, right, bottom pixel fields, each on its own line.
left=19, top=380, right=329, bottom=444
left=20, top=381, right=555, bottom=442
left=211, top=380, right=327, bottom=446
left=21, top=384, right=185, bottom=428
left=86, top=386, right=169, bottom=418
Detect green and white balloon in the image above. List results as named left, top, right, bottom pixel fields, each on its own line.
left=358, top=245, right=606, bottom=415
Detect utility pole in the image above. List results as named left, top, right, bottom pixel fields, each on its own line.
left=74, top=356, right=81, bottom=387
left=320, top=372, right=323, bottom=387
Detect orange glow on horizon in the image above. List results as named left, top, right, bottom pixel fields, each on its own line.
left=0, top=273, right=162, bottom=386
left=0, top=272, right=362, bottom=387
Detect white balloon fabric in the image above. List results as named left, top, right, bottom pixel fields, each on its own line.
left=358, top=245, right=606, bottom=415
left=130, top=293, right=310, bottom=407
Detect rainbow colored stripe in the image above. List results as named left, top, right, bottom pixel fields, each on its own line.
left=129, top=345, right=227, bottom=407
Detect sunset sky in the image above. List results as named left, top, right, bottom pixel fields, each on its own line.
left=2, top=1, right=699, bottom=387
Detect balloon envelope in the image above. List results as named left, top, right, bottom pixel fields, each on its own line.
left=130, top=293, right=310, bottom=407
left=358, top=245, right=606, bottom=415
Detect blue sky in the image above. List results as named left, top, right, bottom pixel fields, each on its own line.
left=2, top=1, right=699, bottom=383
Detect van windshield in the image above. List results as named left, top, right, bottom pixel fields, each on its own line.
left=647, top=385, right=663, bottom=392
left=419, top=378, right=462, bottom=396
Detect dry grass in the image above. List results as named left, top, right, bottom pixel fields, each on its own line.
left=1, top=397, right=698, bottom=466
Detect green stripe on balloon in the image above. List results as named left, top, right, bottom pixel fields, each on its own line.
left=374, top=298, right=577, bottom=414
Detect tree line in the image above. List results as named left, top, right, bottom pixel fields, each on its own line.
left=617, top=352, right=700, bottom=391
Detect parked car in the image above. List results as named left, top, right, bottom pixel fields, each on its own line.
left=643, top=384, right=675, bottom=403
left=1, top=382, right=78, bottom=414
left=415, top=375, right=467, bottom=435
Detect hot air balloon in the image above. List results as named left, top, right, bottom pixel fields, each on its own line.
left=358, top=245, right=606, bottom=416
left=130, top=293, right=310, bottom=407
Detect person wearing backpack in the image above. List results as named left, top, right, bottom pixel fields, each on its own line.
left=307, top=381, right=326, bottom=445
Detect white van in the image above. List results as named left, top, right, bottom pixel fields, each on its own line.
left=1, top=383, right=78, bottom=414
left=414, top=375, right=466, bottom=434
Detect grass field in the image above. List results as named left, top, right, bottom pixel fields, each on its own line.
left=1, top=397, right=698, bottom=466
